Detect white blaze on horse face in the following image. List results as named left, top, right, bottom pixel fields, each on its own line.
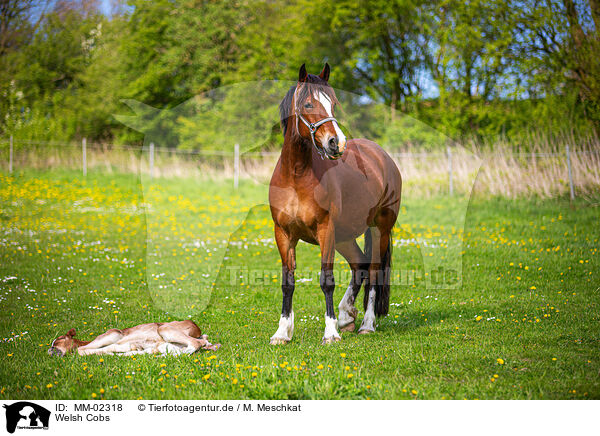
left=270, top=311, right=294, bottom=343
left=323, top=315, right=341, bottom=342
left=316, top=91, right=346, bottom=147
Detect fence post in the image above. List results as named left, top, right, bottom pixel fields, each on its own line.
left=233, top=143, right=239, bottom=189
left=566, top=145, right=575, bottom=200
left=9, top=135, right=13, bottom=173
left=149, top=142, right=154, bottom=179
left=82, top=137, right=87, bottom=177
left=447, top=146, right=453, bottom=195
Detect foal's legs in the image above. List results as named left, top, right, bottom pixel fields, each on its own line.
left=336, top=240, right=369, bottom=332
left=77, top=329, right=123, bottom=352
left=157, top=324, right=218, bottom=353
left=318, top=219, right=341, bottom=344
left=270, top=225, right=297, bottom=345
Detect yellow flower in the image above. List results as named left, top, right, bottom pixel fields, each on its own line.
left=46, top=383, right=53, bottom=389
left=340, top=353, right=346, bottom=358
left=475, top=316, right=482, bottom=321
left=497, top=358, right=505, bottom=365
left=251, top=372, right=257, bottom=377
left=99, top=388, right=105, bottom=394
left=99, top=358, right=104, bottom=363
left=411, top=389, right=418, bottom=395
left=91, top=393, right=97, bottom=398
left=347, top=374, right=353, bottom=378
left=203, top=374, right=210, bottom=381
left=317, top=364, right=324, bottom=370
left=232, top=378, right=238, bottom=385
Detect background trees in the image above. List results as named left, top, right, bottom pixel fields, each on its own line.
left=0, top=0, right=598, bottom=149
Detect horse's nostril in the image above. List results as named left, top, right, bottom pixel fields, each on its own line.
left=328, top=137, right=339, bottom=149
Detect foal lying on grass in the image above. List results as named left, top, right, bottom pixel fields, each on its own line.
left=48, top=320, right=220, bottom=357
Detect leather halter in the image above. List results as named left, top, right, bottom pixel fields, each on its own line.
left=296, top=112, right=338, bottom=160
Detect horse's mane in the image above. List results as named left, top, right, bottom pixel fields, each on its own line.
left=279, top=74, right=339, bottom=137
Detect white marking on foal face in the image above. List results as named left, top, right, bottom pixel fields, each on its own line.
left=315, top=91, right=346, bottom=150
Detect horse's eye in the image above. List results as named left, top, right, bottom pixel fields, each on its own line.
left=304, top=103, right=313, bottom=109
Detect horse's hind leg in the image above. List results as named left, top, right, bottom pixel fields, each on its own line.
left=157, top=324, right=218, bottom=353
left=336, top=240, right=369, bottom=332
left=270, top=225, right=297, bottom=345
left=359, top=225, right=392, bottom=334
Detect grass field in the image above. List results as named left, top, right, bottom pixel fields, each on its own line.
left=0, top=169, right=599, bottom=400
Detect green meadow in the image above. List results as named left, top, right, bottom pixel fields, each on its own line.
left=0, top=169, right=598, bottom=400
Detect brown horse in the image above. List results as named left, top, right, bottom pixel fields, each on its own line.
left=269, top=63, right=402, bottom=344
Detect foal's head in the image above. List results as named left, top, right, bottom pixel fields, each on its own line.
left=280, top=63, right=347, bottom=159
left=48, top=328, right=78, bottom=357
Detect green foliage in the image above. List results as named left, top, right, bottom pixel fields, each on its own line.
left=0, top=0, right=598, bottom=148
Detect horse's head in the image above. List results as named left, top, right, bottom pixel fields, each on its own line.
left=283, top=63, right=347, bottom=160
left=48, top=328, right=77, bottom=357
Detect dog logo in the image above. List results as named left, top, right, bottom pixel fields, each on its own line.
left=2, top=402, right=50, bottom=433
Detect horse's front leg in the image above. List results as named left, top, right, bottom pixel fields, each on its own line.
left=318, top=219, right=341, bottom=344
left=270, top=225, right=297, bottom=345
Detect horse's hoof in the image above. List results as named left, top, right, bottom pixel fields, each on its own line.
left=340, top=322, right=355, bottom=333
left=321, top=336, right=341, bottom=345
left=358, top=328, right=374, bottom=335
left=270, top=337, right=290, bottom=345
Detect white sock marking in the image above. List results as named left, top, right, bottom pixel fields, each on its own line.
left=271, top=311, right=294, bottom=342
left=338, top=284, right=356, bottom=328
left=323, top=315, right=341, bottom=341
left=360, top=286, right=377, bottom=332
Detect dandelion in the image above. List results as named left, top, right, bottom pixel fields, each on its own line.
left=251, top=372, right=257, bottom=377
left=203, top=374, right=210, bottom=381
left=497, top=358, right=505, bottom=365
left=411, top=389, right=417, bottom=395
left=317, top=364, right=324, bottom=370
left=46, top=383, right=53, bottom=389
left=340, top=353, right=346, bottom=358
left=347, top=374, right=353, bottom=378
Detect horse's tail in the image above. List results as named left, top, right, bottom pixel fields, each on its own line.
left=363, top=227, right=392, bottom=317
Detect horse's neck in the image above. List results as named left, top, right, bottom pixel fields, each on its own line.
left=281, top=128, right=312, bottom=179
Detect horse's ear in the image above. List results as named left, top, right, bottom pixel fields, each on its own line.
left=298, top=63, right=307, bottom=82
left=319, top=63, right=330, bottom=82
left=67, top=328, right=76, bottom=337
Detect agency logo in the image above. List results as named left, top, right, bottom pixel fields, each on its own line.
left=2, top=402, right=50, bottom=434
